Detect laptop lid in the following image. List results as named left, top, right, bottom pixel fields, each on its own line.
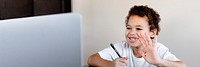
left=0, top=13, right=82, bottom=67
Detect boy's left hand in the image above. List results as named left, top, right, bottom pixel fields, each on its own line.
left=137, top=32, right=162, bottom=65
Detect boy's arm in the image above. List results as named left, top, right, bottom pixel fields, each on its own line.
left=87, top=53, right=114, bottom=67
left=155, top=59, right=187, bottom=67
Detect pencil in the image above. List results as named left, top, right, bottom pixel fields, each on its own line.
left=110, top=43, right=122, bottom=58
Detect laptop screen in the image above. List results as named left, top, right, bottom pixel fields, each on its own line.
left=0, top=13, right=82, bottom=67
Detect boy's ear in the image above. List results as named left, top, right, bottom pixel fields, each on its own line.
left=150, top=29, right=157, bottom=39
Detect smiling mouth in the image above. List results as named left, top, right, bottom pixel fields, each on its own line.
left=128, top=37, right=138, bottom=43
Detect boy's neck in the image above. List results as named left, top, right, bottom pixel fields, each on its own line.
left=132, top=46, right=143, bottom=58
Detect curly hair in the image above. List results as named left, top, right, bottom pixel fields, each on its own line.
left=126, top=5, right=161, bottom=35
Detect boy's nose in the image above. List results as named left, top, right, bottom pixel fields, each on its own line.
left=129, top=29, right=136, bottom=35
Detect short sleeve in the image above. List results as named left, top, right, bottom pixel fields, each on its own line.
left=98, top=41, right=126, bottom=61
left=98, top=47, right=113, bottom=61
left=157, top=43, right=180, bottom=61
left=162, top=50, right=180, bottom=61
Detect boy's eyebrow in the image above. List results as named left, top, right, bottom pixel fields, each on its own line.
left=126, top=24, right=144, bottom=27
left=135, top=25, right=144, bottom=27
left=126, top=25, right=130, bottom=27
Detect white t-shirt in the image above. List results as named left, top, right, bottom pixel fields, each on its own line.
left=98, top=41, right=180, bottom=67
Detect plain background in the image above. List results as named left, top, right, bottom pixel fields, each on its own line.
left=73, top=0, right=200, bottom=67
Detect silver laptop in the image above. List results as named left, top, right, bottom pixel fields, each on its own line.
left=0, top=13, right=82, bottom=67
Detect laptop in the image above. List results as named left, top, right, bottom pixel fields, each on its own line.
left=0, top=13, right=82, bottom=67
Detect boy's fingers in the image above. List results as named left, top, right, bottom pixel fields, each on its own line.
left=115, top=57, right=128, bottom=66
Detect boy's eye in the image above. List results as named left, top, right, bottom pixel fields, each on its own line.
left=126, top=27, right=131, bottom=30
left=136, top=28, right=142, bottom=30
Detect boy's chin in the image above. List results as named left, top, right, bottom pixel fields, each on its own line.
left=128, top=42, right=142, bottom=48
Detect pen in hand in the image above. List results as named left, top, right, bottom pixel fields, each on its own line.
left=110, top=43, right=122, bottom=58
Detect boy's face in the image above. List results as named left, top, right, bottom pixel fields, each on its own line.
left=125, top=15, right=154, bottom=48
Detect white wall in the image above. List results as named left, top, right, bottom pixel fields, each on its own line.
left=73, top=0, right=200, bottom=67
